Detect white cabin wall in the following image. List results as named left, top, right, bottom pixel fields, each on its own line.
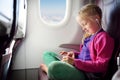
left=12, top=0, right=87, bottom=70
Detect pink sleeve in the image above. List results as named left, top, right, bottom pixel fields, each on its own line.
left=74, top=33, right=114, bottom=73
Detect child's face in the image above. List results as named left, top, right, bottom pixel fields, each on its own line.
left=76, top=16, right=100, bottom=35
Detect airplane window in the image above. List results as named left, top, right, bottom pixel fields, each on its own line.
left=40, top=0, right=67, bottom=25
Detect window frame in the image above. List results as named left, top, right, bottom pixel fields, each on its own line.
left=38, top=0, right=72, bottom=27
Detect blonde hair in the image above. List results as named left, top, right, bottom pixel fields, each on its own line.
left=82, top=33, right=91, bottom=44
left=78, top=4, right=102, bottom=44
left=78, top=4, right=102, bottom=20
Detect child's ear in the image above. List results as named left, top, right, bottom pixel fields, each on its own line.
left=95, top=15, right=100, bottom=20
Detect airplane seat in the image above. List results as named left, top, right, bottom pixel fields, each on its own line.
left=0, top=21, right=9, bottom=53
left=0, top=53, right=12, bottom=80
left=96, top=0, right=120, bottom=80
left=0, top=40, right=16, bottom=80
left=0, top=35, right=9, bottom=65
left=0, top=0, right=26, bottom=79
left=112, top=69, right=120, bottom=80
left=0, top=21, right=9, bottom=76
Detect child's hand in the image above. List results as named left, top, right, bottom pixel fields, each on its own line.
left=61, top=51, right=74, bottom=65
left=59, top=51, right=68, bottom=56
left=62, top=56, right=74, bottom=65
left=67, top=51, right=74, bottom=58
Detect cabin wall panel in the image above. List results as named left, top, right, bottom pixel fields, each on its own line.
left=13, top=0, right=86, bottom=69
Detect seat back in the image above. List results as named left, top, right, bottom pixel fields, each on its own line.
left=0, top=53, right=12, bottom=80
left=96, top=0, right=120, bottom=79
left=0, top=40, right=16, bottom=80
left=103, top=42, right=120, bottom=80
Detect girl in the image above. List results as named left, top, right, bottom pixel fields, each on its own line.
left=40, top=4, right=114, bottom=80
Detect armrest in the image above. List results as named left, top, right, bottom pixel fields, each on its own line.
left=59, top=44, right=80, bottom=51
left=2, top=53, right=12, bottom=66
left=0, top=40, right=16, bottom=80
left=112, top=69, right=120, bottom=80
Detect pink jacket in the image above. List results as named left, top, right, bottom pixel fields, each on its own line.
left=74, top=31, right=114, bottom=73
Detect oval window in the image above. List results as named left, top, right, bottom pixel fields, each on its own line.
left=40, top=0, right=67, bottom=25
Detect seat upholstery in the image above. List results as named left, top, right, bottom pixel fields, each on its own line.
left=97, top=0, right=120, bottom=41
left=92, top=0, right=120, bottom=79
left=112, top=69, right=120, bottom=80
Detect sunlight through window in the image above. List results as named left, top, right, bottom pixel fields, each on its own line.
left=40, top=0, right=66, bottom=25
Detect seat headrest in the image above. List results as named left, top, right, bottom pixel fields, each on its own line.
left=97, top=0, right=120, bottom=43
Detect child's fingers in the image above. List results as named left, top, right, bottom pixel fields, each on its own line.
left=67, top=51, right=74, bottom=58
left=59, top=51, right=67, bottom=55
